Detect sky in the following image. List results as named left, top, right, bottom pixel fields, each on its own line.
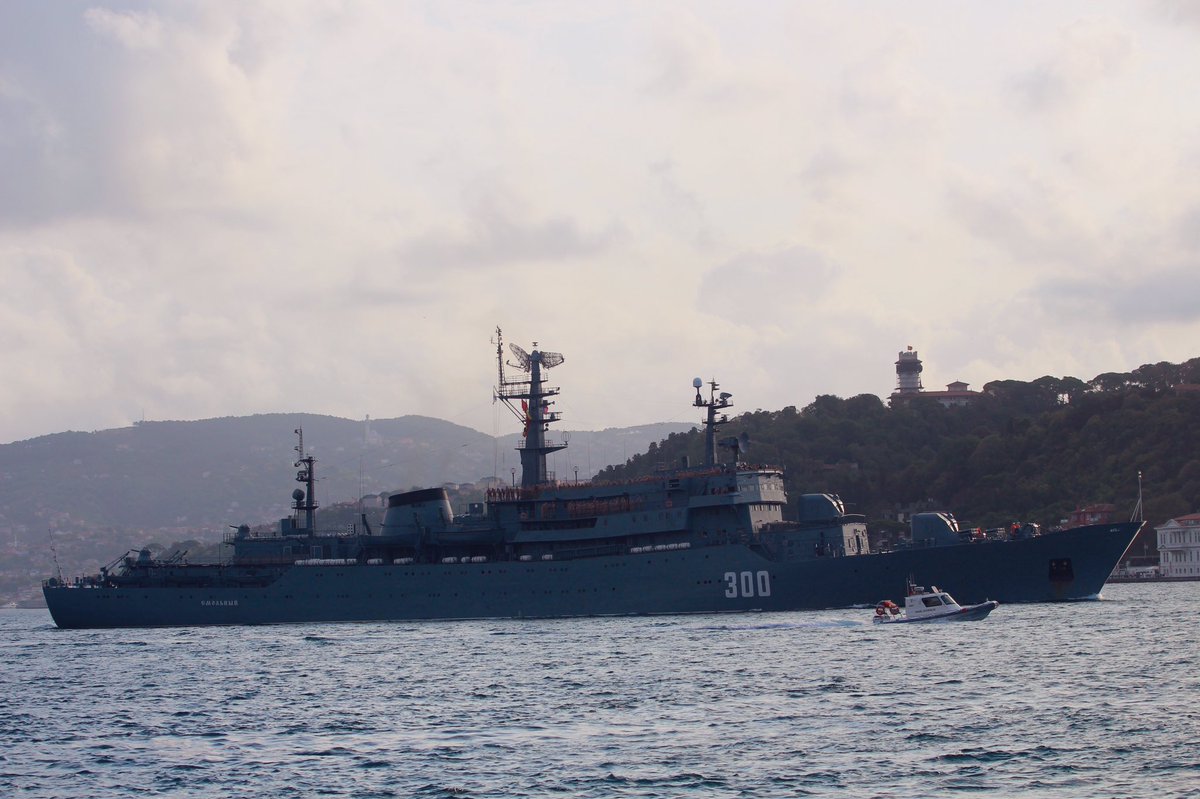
left=3, top=1, right=1200, bottom=445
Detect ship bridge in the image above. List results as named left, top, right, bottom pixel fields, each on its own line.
left=736, top=469, right=787, bottom=504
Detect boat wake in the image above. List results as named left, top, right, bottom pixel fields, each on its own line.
left=696, top=619, right=867, bottom=631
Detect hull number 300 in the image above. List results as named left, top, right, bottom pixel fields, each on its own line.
left=724, top=570, right=771, bottom=598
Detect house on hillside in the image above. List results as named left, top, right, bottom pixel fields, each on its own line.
left=1156, top=514, right=1200, bottom=578
left=1064, top=504, right=1118, bottom=528
left=919, top=381, right=979, bottom=408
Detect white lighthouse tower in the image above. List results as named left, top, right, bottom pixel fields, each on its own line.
left=894, top=346, right=924, bottom=394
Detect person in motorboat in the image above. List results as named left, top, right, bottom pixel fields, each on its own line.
left=874, top=599, right=902, bottom=620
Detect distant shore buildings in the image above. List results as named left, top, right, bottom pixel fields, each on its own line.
left=1110, top=511, right=1200, bottom=581
left=888, top=347, right=980, bottom=408
left=1065, top=504, right=1119, bottom=528
left=1156, top=513, right=1200, bottom=579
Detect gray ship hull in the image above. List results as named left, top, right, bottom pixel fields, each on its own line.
left=43, top=522, right=1137, bottom=628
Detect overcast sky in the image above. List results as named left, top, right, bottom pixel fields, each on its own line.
left=3, top=1, right=1200, bottom=445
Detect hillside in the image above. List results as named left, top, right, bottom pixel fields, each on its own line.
left=601, top=360, right=1200, bottom=538
left=0, top=415, right=692, bottom=603
left=0, top=415, right=692, bottom=532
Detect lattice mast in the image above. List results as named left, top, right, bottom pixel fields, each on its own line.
left=493, top=327, right=566, bottom=488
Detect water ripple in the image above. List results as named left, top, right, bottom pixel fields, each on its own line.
left=1, top=582, right=1198, bottom=798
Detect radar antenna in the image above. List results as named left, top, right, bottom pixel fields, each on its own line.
left=508, top=343, right=532, bottom=372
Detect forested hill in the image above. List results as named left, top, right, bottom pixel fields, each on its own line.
left=599, top=359, right=1200, bottom=532
left=0, top=414, right=693, bottom=534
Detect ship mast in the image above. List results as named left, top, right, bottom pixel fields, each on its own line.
left=1131, top=470, right=1144, bottom=523
left=294, top=427, right=318, bottom=532
left=494, top=327, right=566, bottom=488
left=693, top=378, right=732, bottom=467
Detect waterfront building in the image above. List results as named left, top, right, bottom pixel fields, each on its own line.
left=1156, top=513, right=1200, bottom=578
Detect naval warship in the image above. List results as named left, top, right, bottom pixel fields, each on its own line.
left=43, top=330, right=1141, bottom=628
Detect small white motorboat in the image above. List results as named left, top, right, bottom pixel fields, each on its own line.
left=873, top=579, right=998, bottom=624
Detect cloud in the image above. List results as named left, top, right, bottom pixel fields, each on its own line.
left=398, top=189, right=623, bottom=270
left=2, top=2, right=1200, bottom=448
left=799, top=148, right=856, bottom=202
left=944, top=176, right=1096, bottom=267
left=838, top=30, right=925, bottom=121
left=1011, top=18, right=1133, bottom=112
left=1176, top=204, right=1200, bottom=251
left=0, top=2, right=270, bottom=227
left=648, top=159, right=712, bottom=245
left=84, top=7, right=164, bottom=50
left=1033, top=265, right=1200, bottom=325
left=1149, top=0, right=1200, bottom=28
left=697, top=246, right=839, bottom=327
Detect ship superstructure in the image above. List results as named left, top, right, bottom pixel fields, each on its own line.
left=42, top=331, right=1141, bottom=628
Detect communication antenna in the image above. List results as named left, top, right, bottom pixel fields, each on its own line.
left=1131, top=471, right=1144, bottom=523
left=48, top=527, right=63, bottom=583
left=293, top=426, right=318, bottom=532
left=693, top=377, right=733, bottom=467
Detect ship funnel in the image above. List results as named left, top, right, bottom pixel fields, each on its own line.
left=381, top=488, right=454, bottom=544
left=911, top=512, right=962, bottom=546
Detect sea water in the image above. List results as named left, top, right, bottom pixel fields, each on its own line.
left=2, top=582, right=1197, bottom=799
